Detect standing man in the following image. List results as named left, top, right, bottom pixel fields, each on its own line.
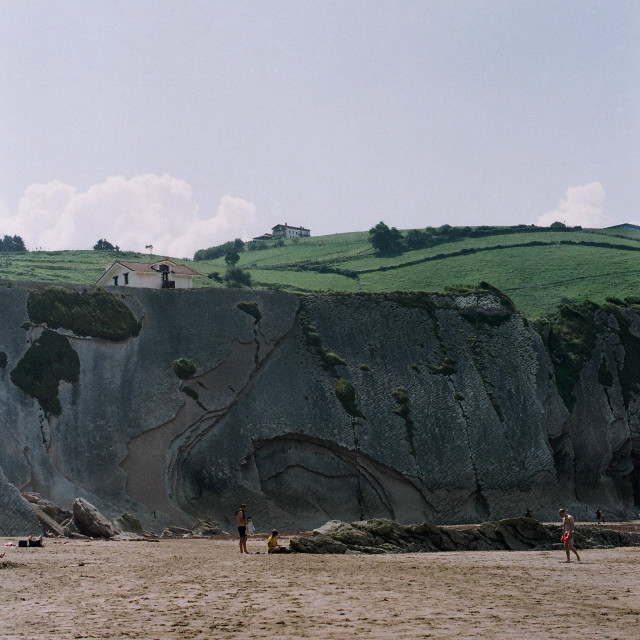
left=236, top=503, right=251, bottom=554
left=559, top=508, right=581, bottom=563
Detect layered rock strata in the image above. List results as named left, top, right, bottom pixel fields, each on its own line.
left=0, top=283, right=638, bottom=535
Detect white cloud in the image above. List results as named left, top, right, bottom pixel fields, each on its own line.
left=0, top=174, right=257, bottom=257
left=537, top=182, right=611, bottom=228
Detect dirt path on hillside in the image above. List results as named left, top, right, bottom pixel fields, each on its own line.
left=2, top=532, right=639, bottom=640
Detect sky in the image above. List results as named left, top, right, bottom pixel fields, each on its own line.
left=1, top=0, right=638, bottom=257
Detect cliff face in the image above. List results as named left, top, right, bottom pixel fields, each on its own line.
left=0, top=283, right=637, bottom=533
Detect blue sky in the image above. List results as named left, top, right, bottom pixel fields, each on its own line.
left=1, top=1, right=638, bottom=256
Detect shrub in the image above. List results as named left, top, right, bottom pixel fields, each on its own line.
left=224, top=266, right=252, bottom=288
left=321, top=348, right=346, bottom=366
left=172, top=358, right=197, bottom=379
left=359, top=363, right=370, bottom=371
left=237, top=301, right=261, bottom=322
left=27, top=286, right=141, bottom=342
left=428, top=355, right=457, bottom=376
left=335, top=378, right=364, bottom=418
left=10, top=330, right=80, bottom=416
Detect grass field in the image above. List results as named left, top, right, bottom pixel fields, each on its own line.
left=1, top=226, right=639, bottom=318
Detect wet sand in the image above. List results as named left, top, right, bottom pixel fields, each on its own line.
left=2, top=531, right=639, bottom=639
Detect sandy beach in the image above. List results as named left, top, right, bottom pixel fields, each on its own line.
left=2, top=530, right=639, bottom=640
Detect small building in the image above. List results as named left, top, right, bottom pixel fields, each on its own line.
left=252, top=233, right=273, bottom=241
left=271, top=223, right=310, bottom=239
left=96, top=259, right=201, bottom=289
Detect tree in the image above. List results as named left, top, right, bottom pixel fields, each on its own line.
left=193, top=238, right=245, bottom=261
left=368, top=222, right=406, bottom=254
left=405, top=229, right=430, bottom=249
left=224, top=266, right=252, bottom=288
left=0, top=234, right=26, bottom=252
left=224, top=251, right=240, bottom=266
left=93, top=238, right=115, bottom=251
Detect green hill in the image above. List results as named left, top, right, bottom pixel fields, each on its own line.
left=1, top=225, right=639, bottom=318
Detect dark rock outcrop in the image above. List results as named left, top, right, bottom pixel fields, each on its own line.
left=0, top=283, right=638, bottom=535
left=0, top=466, right=41, bottom=536
left=290, top=518, right=640, bottom=554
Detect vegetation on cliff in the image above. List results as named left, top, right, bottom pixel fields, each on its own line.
left=236, top=301, right=262, bottom=322
left=334, top=378, right=365, bottom=419
left=391, top=386, right=416, bottom=457
left=10, top=330, right=80, bottom=416
left=535, top=297, right=640, bottom=411
left=27, top=286, right=141, bottom=341
left=172, top=358, right=197, bottom=379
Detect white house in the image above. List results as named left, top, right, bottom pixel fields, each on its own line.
left=271, top=223, right=310, bottom=239
left=96, top=260, right=201, bottom=289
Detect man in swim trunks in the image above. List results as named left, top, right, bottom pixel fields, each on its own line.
left=559, top=508, right=581, bottom=563
left=236, top=503, right=251, bottom=554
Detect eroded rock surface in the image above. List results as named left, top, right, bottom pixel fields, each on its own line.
left=290, top=518, right=640, bottom=554
left=0, top=283, right=638, bottom=536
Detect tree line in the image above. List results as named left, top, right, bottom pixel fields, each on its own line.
left=368, top=221, right=581, bottom=254
left=0, top=235, right=26, bottom=252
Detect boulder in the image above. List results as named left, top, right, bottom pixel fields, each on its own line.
left=63, top=518, right=88, bottom=539
left=191, top=516, right=226, bottom=536
left=72, top=498, right=117, bottom=538
left=113, top=513, right=144, bottom=535
left=36, top=498, right=72, bottom=524
left=161, top=526, right=192, bottom=538
left=21, top=492, right=42, bottom=504
left=26, top=502, right=65, bottom=537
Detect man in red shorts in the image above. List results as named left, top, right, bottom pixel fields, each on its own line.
left=559, top=508, right=581, bottom=563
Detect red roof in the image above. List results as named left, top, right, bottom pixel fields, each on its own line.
left=115, top=260, right=201, bottom=276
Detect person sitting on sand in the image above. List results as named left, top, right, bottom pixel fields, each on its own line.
left=559, top=509, right=580, bottom=563
left=267, top=529, right=290, bottom=554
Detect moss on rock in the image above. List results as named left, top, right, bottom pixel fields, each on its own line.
left=172, top=358, right=197, bottom=379
left=237, top=301, right=262, bottom=322
left=27, top=286, right=141, bottom=342
left=10, top=330, right=80, bottom=416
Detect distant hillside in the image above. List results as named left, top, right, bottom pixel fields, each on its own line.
left=1, top=225, right=639, bottom=317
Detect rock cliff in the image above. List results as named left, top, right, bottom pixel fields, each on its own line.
left=0, top=282, right=638, bottom=534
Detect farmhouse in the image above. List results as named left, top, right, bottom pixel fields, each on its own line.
left=271, top=223, right=310, bottom=239
left=96, top=260, right=201, bottom=289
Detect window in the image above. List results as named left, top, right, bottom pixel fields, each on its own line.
left=113, top=275, right=119, bottom=285
left=123, top=272, right=129, bottom=285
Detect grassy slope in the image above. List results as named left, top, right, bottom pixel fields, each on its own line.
left=1, top=227, right=639, bottom=318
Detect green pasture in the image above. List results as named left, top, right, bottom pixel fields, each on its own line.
left=1, top=226, right=638, bottom=319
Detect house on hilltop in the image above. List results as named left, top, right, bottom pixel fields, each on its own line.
left=96, top=259, right=201, bottom=289
left=271, top=223, right=310, bottom=239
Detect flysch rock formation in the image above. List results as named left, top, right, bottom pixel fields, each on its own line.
left=289, top=517, right=640, bottom=554
left=0, top=282, right=638, bottom=535
left=0, top=465, right=41, bottom=536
